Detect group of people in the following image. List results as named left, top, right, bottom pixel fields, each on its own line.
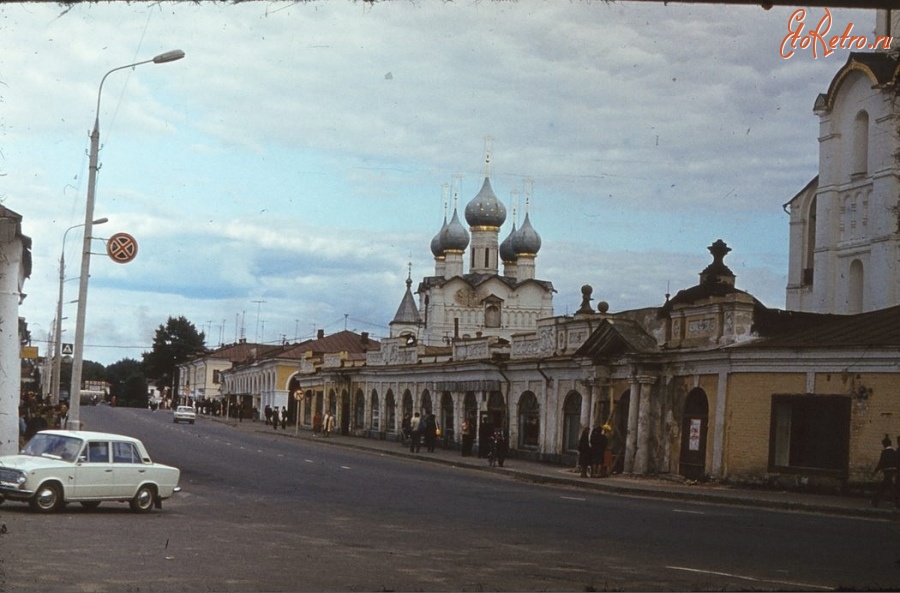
left=19, top=395, right=68, bottom=448
left=263, top=404, right=290, bottom=430
left=577, top=424, right=610, bottom=478
left=872, top=434, right=900, bottom=507
left=403, top=412, right=440, bottom=453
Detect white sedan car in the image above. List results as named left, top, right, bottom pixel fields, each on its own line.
left=173, top=406, right=196, bottom=424
left=0, top=430, right=181, bottom=513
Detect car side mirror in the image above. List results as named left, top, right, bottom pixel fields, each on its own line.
left=77, top=455, right=87, bottom=464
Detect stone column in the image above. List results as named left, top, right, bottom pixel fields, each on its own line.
left=633, top=375, right=657, bottom=475
left=580, top=382, right=592, bottom=431
left=624, top=376, right=640, bottom=473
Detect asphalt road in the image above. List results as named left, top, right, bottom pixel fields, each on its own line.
left=1, top=405, right=898, bottom=592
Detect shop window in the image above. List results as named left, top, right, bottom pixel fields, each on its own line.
left=370, top=390, right=380, bottom=430
left=769, top=394, right=850, bottom=476
left=518, top=392, right=540, bottom=449
left=563, top=392, right=582, bottom=452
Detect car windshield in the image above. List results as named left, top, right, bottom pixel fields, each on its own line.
left=22, top=434, right=83, bottom=462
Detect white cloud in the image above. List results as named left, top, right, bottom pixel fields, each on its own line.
left=3, top=2, right=873, bottom=364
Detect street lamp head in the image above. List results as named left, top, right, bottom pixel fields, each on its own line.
left=153, top=50, right=185, bottom=64
left=93, top=217, right=109, bottom=225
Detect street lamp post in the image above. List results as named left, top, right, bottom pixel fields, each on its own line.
left=52, top=218, right=108, bottom=407
left=67, top=49, right=184, bottom=429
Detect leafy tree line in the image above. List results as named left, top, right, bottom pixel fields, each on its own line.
left=75, top=316, right=206, bottom=408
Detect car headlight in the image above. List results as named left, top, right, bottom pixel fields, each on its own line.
left=16, top=475, right=26, bottom=485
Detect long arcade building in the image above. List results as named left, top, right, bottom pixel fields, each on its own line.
left=185, top=33, right=900, bottom=488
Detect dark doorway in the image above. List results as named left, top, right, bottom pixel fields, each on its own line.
left=679, top=388, right=709, bottom=481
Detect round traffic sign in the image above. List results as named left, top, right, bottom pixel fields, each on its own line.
left=106, top=232, right=138, bottom=264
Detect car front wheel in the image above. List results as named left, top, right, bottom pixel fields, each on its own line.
left=30, top=483, right=63, bottom=513
left=130, top=484, right=156, bottom=512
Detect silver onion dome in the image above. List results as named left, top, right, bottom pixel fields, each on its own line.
left=499, top=222, right=518, bottom=262
left=511, top=211, right=541, bottom=255
left=464, top=177, right=507, bottom=228
left=441, top=208, right=470, bottom=251
left=430, top=216, right=447, bottom=257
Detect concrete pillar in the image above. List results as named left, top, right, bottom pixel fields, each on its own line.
left=0, top=216, right=25, bottom=456
left=624, top=376, right=640, bottom=473
left=633, top=376, right=657, bottom=474
left=711, top=371, right=728, bottom=477
left=579, top=383, right=591, bottom=430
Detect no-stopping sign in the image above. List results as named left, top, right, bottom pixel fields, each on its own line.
left=106, top=232, right=138, bottom=264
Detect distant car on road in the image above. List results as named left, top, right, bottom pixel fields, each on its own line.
left=173, top=406, right=196, bottom=424
left=0, top=430, right=181, bottom=513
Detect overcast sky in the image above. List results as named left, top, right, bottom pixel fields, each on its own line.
left=1, top=2, right=877, bottom=365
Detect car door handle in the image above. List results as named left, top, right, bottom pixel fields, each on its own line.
left=138, top=469, right=146, bottom=473
left=105, top=469, right=113, bottom=472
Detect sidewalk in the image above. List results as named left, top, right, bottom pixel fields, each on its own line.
left=213, top=416, right=896, bottom=520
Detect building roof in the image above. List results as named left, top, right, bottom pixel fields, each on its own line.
left=391, top=277, right=421, bottom=326
left=744, top=305, right=900, bottom=349
left=419, top=272, right=554, bottom=294
left=574, top=318, right=659, bottom=359
left=815, top=52, right=899, bottom=113
left=281, top=330, right=380, bottom=358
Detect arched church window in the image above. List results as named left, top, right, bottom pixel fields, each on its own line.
left=851, top=110, right=869, bottom=177
left=803, top=196, right=816, bottom=286
left=485, top=304, right=501, bottom=328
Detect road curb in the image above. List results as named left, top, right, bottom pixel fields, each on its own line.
left=216, top=418, right=895, bottom=520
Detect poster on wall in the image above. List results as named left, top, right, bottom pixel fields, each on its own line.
left=689, top=418, right=702, bottom=451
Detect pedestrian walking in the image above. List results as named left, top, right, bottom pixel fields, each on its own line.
left=492, top=427, right=509, bottom=467
left=281, top=406, right=288, bottom=430
left=872, top=434, right=898, bottom=507
left=461, top=416, right=475, bottom=457
left=478, top=416, right=494, bottom=458
left=409, top=412, right=422, bottom=453
left=401, top=413, right=412, bottom=446
left=271, top=407, right=279, bottom=430
left=424, top=413, right=437, bottom=453
left=590, top=424, right=608, bottom=478
left=577, top=427, right=592, bottom=478
left=264, top=404, right=272, bottom=426
left=323, top=411, right=336, bottom=437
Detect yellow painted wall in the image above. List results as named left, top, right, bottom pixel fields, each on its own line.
left=817, top=372, right=900, bottom=476
left=724, top=372, right=806, bottom=477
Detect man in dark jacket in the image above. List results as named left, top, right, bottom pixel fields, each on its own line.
left=872, top=435, right=897, bottom=507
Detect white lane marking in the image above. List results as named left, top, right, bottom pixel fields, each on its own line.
left=305, top=459, right=315, bottom=463
left=672, top=509, right=705, bottom=515
left=340, top=466, right=351, bottom=470
left=667, top=566, right=832, bottom=591
left=560, top=496, right=586, bottom=501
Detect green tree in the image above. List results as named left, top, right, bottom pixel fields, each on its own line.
left=82, top=360, right=106, bottom=382
left=142, top=316, right=206, bottom=395
left=106, top=358, right=148, bottom=408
